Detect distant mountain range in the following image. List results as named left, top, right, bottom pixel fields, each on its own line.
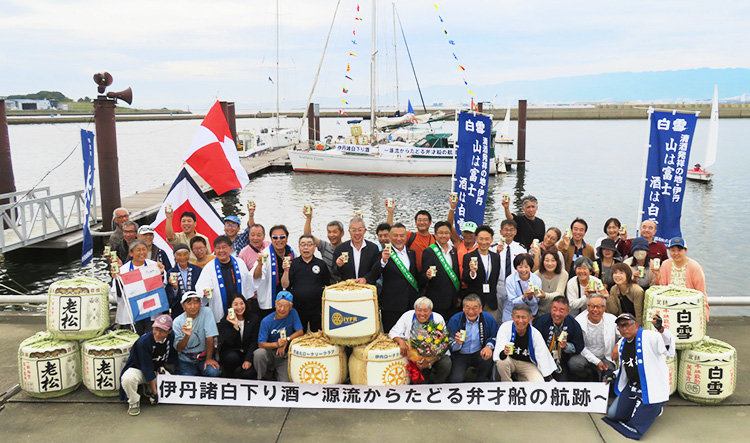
left=313, top=68, right=750, bottom=110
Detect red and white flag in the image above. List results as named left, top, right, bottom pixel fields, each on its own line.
left=151, top=168, right=225, bottom=264
left=182, top=100, right=249, bottom=195
left=119, top=263, right=169, bottom=321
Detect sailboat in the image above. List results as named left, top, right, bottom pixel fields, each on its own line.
left=493, top=104, right=513, bottom=173
left=288, top=2, right=498, bottom=176
left=236, top=0, right=298, bottom=158
left=686, top=85, right=719, bottom=182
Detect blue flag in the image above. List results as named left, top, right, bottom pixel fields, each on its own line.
left=407, top=100, right=414, bottom=114
left=81, top=129, right=95, bottom=267
left=453, top=112, right=492, bottom=234
left=641, top=111, right=698, bottom=242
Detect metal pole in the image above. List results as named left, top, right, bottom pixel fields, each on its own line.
left=392, top=1, right=399, bottom=113
left=93, top=97, right=122, bottom=231
left=517, top=99, right=527, bottom=161
left=635, top=107, right=654, bottom=232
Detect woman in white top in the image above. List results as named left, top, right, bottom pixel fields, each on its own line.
left=566, top=257, right=608, bottom=316
left=534, top=249, right=569, bottom=316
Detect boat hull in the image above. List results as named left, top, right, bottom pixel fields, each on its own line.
left=288, top=149, right=498, bottom=176
left=686, top=170, right=714, bottom=182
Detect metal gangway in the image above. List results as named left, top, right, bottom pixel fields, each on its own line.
left=0, top=188, right=96, bottom=253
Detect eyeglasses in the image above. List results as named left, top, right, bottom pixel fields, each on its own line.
left=272, top=235, right=287, bottom=240
left=587, top=304, right=606, bottom=310
left=617, top=322, right=636, bottom=329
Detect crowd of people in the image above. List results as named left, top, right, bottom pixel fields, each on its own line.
left=110, top=194, right=706, bottom=439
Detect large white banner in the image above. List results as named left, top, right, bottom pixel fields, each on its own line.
left=157, top=375, right=608, bottom=413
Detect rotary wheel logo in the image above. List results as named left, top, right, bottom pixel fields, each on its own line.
left=299, top=361, right=329, bottom=384
left=382, top=362, right=407, bottom=385
left=331, top=312, right=344, bottom=326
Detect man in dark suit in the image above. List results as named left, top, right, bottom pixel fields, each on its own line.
left=420, top=221, right=461, bottom=320
left=377, top=223, right=419, bottom=332
left=331, top=217, right=381, bottom=284
left=165, top=244, right=202, bottom=318
left=462, top=225, right=501, bottom=321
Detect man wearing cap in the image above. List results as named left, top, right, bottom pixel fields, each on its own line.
left=332, top=216, right=381, bottom=285
left=109, top=207, right=130, bottom=250
left=165, top=244, right=202, bottom=318
left=172, top=291, right=220, bottom=377
left=618, top=219, right=668, bottom=261
left=165, top=208, right=211, bottom=262
left=120, top=314, right=177, bottom=416
left=573, top=294, right=620, bottom=382
left=138, top=225, right=171, bottom=267
left=196, top=235, right=253, bottom=322
left=223, top=214, right=251, bottom=256
left=603, top=312, right=675, bottom=440
left=303, top=205, right=345, bottom=276
left=254, top=291, right=304, bottom=381
left=450, top=220, right=478, bottom=298
left=502, top=194, right=546, bottom=250
left=655, top=237, right=709, bottom=320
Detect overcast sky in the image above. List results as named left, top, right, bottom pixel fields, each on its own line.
left=2, top=0, right=748, bottom=112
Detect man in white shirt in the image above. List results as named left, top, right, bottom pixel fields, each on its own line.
left=573, top=294, right=620, bottom=381
left=494, top=219, right=527, bottom=314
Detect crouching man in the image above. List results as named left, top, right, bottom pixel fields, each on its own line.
left=253, top=291, right=304, bottom=381
left=494, top=304, right=557, bottom=382
left=120, top=314, right=177, bottom=416
left=602, top=313, right=675, bottom=440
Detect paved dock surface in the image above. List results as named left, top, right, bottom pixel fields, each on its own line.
left=1, top=313, right=748, bottom=442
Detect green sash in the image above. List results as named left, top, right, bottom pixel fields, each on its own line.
left=389, top=247, right=419, bottom=292
left=429, top=243, right=460, bottom=291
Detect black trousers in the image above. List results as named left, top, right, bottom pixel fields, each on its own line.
left=448, top=350, right=494, bottom=383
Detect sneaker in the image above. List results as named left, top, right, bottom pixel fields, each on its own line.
left=128, top=404, right=140, bottom=416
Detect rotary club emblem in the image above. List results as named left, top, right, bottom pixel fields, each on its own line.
left=299, top=361, right=329, bottom=384
left=381, top=361, right=407, bottom=385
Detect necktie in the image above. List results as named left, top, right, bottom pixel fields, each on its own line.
left=505, top=246, right=512, bottom=279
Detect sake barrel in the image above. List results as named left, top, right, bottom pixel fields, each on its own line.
left=667, top=352, right=678, bottom=395
left=82, top=330, right=139, bottom=397
left=18, top=331, right=81, bottom=398
left=349, top=335, right=409, bottom=386
left=288, top=332, right=347, bottom=384
left=677, top=337, right=737, bottom=404
left=322, top=281, right=380, bottom=346
left=47, top=277, right=110, bottom=340
left=643, top=285, right=705, bottom=349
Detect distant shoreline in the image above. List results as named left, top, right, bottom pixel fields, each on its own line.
left=7, top=103, right=749, bottom=125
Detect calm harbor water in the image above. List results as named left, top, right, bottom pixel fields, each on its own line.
left=2, top=116, right=748, bottom=301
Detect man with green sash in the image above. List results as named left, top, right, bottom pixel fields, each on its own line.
left=420, top=221, right=461, bottom=320
left=377, top=223, right=420, bottom=332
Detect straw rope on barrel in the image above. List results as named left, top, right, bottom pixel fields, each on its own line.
left=349, top=334, right=409, bottom=386
left=288, top=331, right=347, bottom=384
left=667, top=353, right=678, bottom=395
left=18, top=331, right=81, bottom=398
left=677, top=337, right=737, bottom=405
left=47, top=277, right=110, bottom=340
left=81, top=330, right=139, bottom=397
left=322, top=280, right=380, bottom=346
left=643, top=285, right=706, bottom=350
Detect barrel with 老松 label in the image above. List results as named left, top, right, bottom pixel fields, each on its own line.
left=82, top=330, right=139, bottom=397
left=18, top=331, right=81, bottom=398
left=47, top=277, right=110, bottom=340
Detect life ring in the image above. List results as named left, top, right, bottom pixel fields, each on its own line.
left=315, top=143, right=325, bottom=151
left=410, top=118, right=418, bottom=125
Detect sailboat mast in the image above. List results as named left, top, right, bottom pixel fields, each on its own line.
left=369, top=0, right=377, bottom=143
left=705, top=85, right=719, bottom=169
left=275, top=0, right=280, bottom=129
left=392, top=1, right=399, bottom=114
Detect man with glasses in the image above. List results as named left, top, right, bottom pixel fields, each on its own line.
left=281, top=234, right=330, bottom=332
left=115, top=220, right=139, bottom=263
left=252, top=225, right=296, bottom=318
left=108, top=207, right=130, bottom=250
left=332, top=216, right=381, bottom=285
left=222, top=214, right=251, bottom=256
left=602, top=313, right=675, bottom=440
left=573, top=294, right=620, bottom=381
left=196, top=235, right=253, bottom=322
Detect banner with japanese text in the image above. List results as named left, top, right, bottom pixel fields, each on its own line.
left=453, top=112, right=492, bottom=234
left=641, top=111, right=698, bottom=242
left=81, top=129, right=95, bottom=267
left=157, top=375, right=608, bottom=413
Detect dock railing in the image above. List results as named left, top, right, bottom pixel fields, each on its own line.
left=0, top=188, right=96, bottom=253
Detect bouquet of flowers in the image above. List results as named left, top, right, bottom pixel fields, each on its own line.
left=407, top=321, right=452, bottom=382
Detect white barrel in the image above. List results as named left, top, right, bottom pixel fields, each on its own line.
left=322, top=281, right=380, bottom=346
left=678, top=337, right=737, bottom=404
left=18, top=331, right=81, bottom=398
left=667, top=353, right=677, bottom=395
left=349, top=335, right=409, bottom=386
left=288, top=332, right=347, bottom=384
left=82, top=330, right=139, bottom=397
left=47, top=277, right=110, bottom=340
left=643, top=285, right=705, bottom=349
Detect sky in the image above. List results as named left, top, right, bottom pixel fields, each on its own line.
left=1, top=0, right=749, bottom=112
